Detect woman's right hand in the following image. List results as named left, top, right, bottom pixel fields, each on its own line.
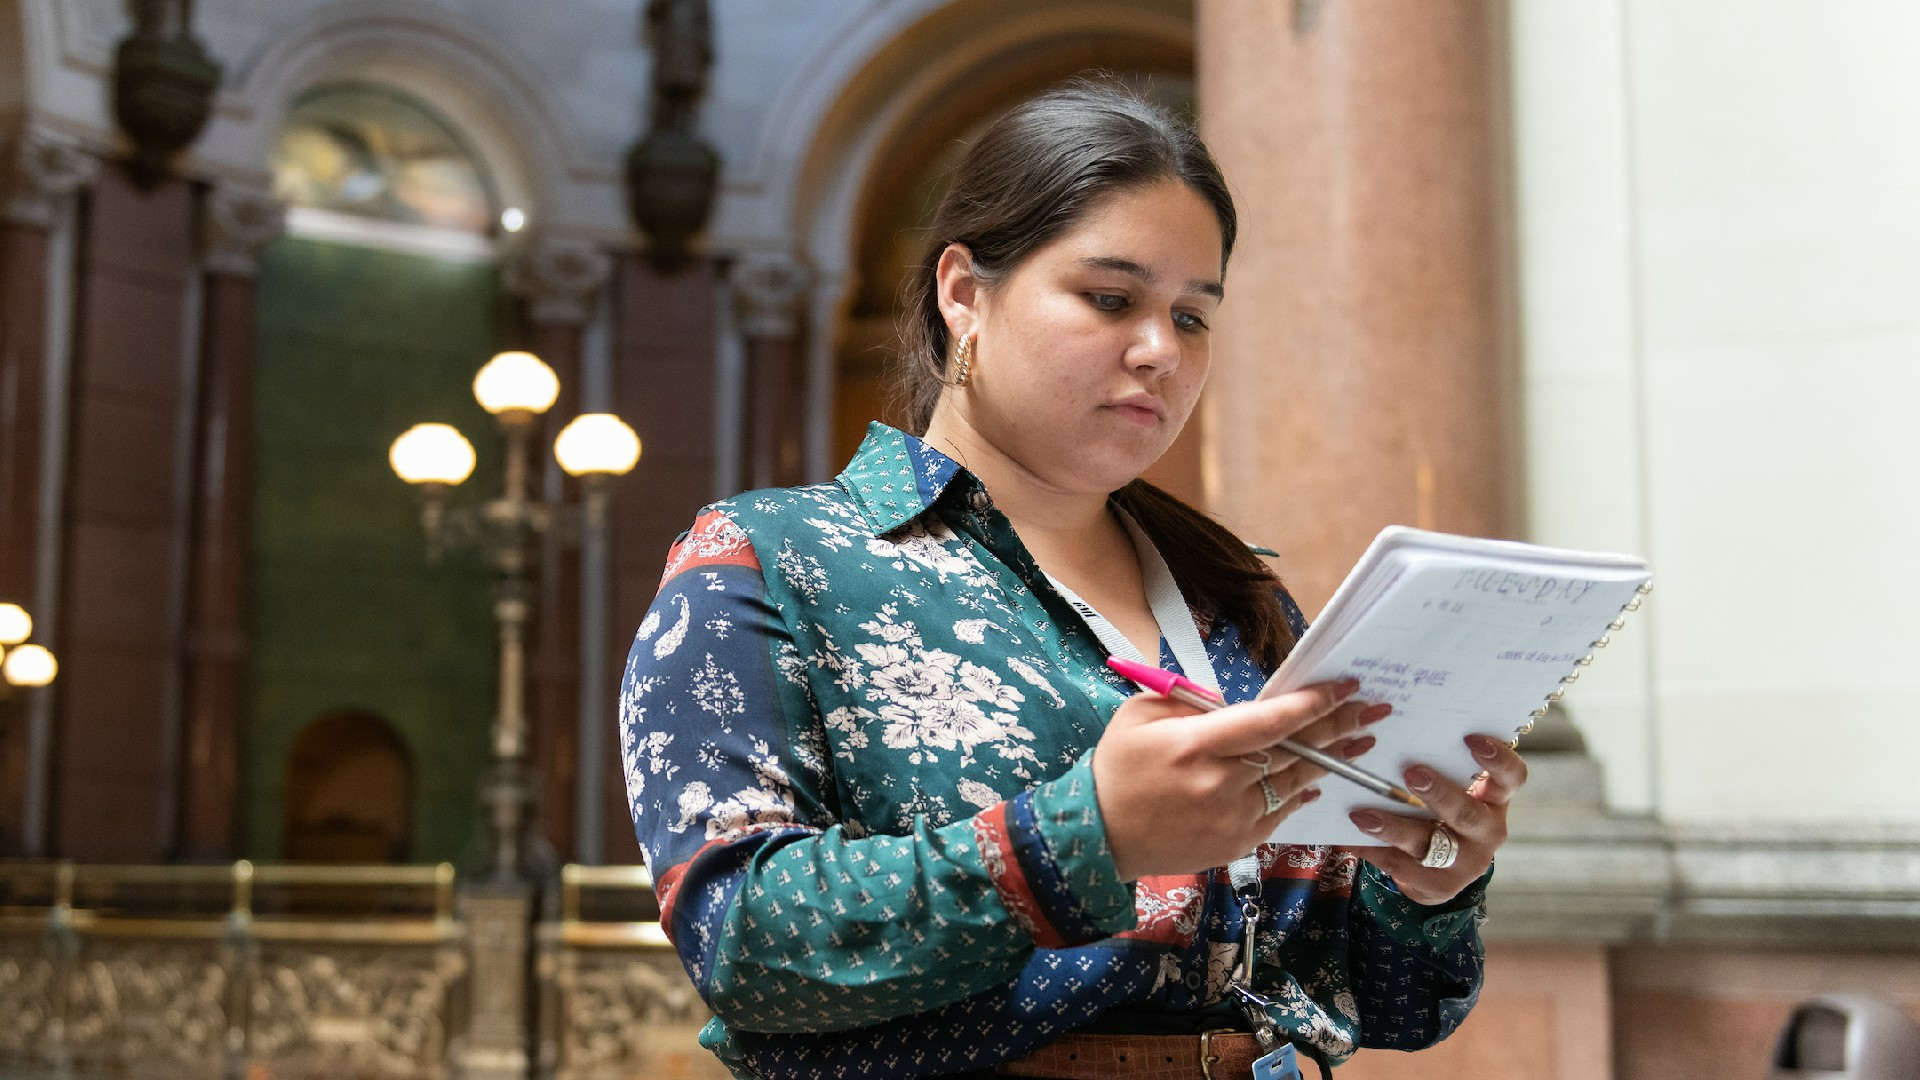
left=1091, top=679, right=1388, bottom=881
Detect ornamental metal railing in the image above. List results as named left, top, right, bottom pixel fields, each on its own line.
left=0, top=860, right=720, bottom=1080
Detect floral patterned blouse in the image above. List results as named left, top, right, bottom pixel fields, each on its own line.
left=620, top=423, right=1487, bottom=1079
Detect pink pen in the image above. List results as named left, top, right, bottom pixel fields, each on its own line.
left=1105, top=655, right=1426, bottom=809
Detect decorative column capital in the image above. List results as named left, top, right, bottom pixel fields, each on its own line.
left=731, top=253, right=811, bottom=339
left=2, top=132, right=97, bottom=228
left=201, top=186, right=287, bottom=277
left=504, top=239, right=614, bottom=327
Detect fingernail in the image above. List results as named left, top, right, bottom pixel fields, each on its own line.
left=1405, top=766, right=1436, bottom=793
left=1350, top=810, right=1385, bottom=834
left=1335, top=678, right=1362, bottom=701
left=1300, top=787, right=1321, bottom=805
left=1360, top=703, right=1393, bottom=725
left=1342, top=735, right=1376, bottom=760
left=1468, top=735, right=1500, bottom=761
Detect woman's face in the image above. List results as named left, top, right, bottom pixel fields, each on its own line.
left=938, top=179, right=1225, bottom=497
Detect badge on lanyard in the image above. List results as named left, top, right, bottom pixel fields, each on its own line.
left=1251, top=1043, right=1301, bottom=1080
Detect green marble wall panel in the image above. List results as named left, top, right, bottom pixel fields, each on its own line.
left=248, top=236, right=501, bottom=862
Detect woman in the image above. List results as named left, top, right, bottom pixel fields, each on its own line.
left=620, top=83, right=1524, bottom=1080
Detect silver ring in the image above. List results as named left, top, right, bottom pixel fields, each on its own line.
left=1258, top=778, right=1285, bottom=815
left=1240, top=749, right=1273, bottom=777
left=1421, top=824, right=1459, bottom=870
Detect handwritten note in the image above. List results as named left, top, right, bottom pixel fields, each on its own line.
left=1258, top=527, right=1651, bottom=846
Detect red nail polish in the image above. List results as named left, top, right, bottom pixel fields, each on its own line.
left=1406, top=767, right=1435, bottom=793
left=1349, top=810, right=1384, bottom=834
left=1360, top=703, right=1393, bottom=725
left=1469, top=735, right=1498, bottom=761
left=1343, top=736, right=1376, bottom=760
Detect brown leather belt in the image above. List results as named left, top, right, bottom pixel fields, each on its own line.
left=994, top=1030, right=1264, bottom=1079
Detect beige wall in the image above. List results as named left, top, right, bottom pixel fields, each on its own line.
left=1512, top=0, right=1920, bottom=827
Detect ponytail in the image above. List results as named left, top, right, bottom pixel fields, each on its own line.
left=1110, top=480, right=1297, bottom=672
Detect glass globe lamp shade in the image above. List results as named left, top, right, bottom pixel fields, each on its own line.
left=389, top=423, right=477, bottom=485
left=473, top=351, right=560, bottom=415
left=555, top=414, right=641, bottom=477
left=0, top=603, right=29, bottom=646
left=2, top=643, right=55, bottom=687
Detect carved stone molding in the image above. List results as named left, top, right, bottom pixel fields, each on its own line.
left=731, top=254, right=811, bottom=339
left=202, top=186, right=288, bottom=277
left=504, top=239, right=614, bottom=327
left=2, top=133, right=97, bottom=228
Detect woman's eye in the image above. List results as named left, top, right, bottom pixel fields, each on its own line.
left=1174, top=311, right=1208, bottom=332
left=1087, top=293, right=1127, bottom=312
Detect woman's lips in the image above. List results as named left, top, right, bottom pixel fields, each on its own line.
left=1105, top=396, right=1164, bottom=425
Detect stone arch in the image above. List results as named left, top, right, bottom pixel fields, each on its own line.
left=223, top=0, right=587, bottom=233
left=283, top=709, right=413, bottom=863
left=739, top=0, right=1194, bottom=473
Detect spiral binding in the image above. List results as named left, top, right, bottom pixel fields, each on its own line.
left=1509, top=579, right=1652, bottom=748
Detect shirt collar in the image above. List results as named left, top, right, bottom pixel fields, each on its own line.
left=837, top=422, right=968, bottom=536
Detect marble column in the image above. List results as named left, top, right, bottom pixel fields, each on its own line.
left=731, top=253, right=811, bottom=489
left=174, top=185, right=284, bottom=859
left=1196, top=0, right=1514, bottom=611
left=503, top=237, right=612, bottom=861
left=0, top=132, right=94, bottom=855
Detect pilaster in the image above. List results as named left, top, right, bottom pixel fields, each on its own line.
left=731, top=252, right=810, bottom=488
left=505, top=238, right=613, bottom=862
left=175, top=184, right=284, bottom=859
left=0, top=130, right=95, bottom=856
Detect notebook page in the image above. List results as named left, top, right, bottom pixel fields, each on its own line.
left=1259, top=538, right=1650, bottom=846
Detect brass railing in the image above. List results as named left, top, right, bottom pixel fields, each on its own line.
left=0, top=861, right=717, bottom=1080
left=537, top=865, right=724, bottom=1079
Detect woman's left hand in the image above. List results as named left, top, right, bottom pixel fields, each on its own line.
left=1346, top=733, right=1527, bottom=906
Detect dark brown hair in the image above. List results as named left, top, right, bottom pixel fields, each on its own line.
left=896, top=81, right=1297, bottom=669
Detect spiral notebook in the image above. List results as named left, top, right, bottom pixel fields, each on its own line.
left=1258, top=526, right=1652, bottom=846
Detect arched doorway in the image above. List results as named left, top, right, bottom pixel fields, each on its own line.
left=283, top=709, right=413, bottom=862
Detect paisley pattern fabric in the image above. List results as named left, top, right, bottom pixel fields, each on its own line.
left=621, top=423, right=1487, bottom=1079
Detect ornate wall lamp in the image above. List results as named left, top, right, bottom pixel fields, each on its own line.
left=0, top=603, right=57, bottom=700
left=389, top=351, right=639, bottom=884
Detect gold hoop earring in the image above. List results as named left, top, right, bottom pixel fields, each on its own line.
left=948, top=335, right=975, bottom=388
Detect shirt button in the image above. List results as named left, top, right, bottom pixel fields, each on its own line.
left=1183, top=971, right=1205, bottom=991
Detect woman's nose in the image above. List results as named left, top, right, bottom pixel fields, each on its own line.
left=1125, top=316, right=1182, bottom=372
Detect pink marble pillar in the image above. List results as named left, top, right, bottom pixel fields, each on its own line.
left=1196, top=0, right=1514, bottom=612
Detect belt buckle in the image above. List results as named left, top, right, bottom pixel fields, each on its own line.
left=1198, top=1028, right=1238, bottom=1080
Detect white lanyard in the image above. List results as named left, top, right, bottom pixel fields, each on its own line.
left=1047, top=510, right=1220, bottom=692
left=1047, top=513, right=1266, bottom=895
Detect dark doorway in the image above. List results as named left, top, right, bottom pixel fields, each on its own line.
left=283, top=710, right=413, bottom=862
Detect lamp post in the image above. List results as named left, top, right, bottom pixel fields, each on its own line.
left=391, top=351, right=638, bottom=1080
left=389, top=351, right=640, bottom=884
